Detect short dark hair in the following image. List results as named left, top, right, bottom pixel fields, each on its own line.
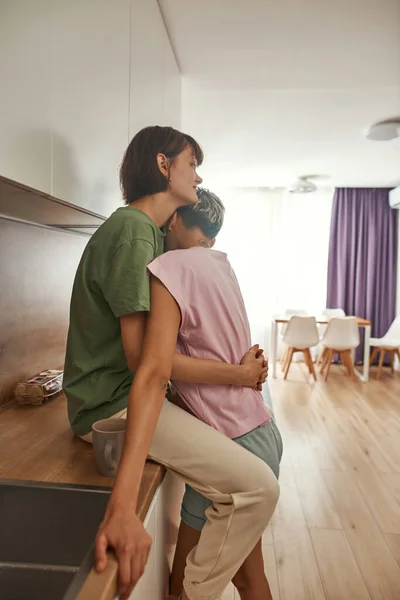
left=177, top=188, right=225, bottom=239
left=120, top=126, right=204, bottom=204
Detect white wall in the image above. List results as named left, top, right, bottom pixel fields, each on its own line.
left=0, top=0, right=181, bottom=216
left=213, top=186, right=334, bottom=352
left=397, top=224, right=400, bottom=317
left=395, top=220, right=400, bottom=369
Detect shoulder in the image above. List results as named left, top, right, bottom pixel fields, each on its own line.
left=149, top=247, right=229, bottom=274
left=148, top=248, right=200, bottom=272
left=119, top=207, right=162, bottom=245
left=97, top=207, right=163, bottom=248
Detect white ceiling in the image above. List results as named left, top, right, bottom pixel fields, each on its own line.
left=159, top=0, right=400, bottom=188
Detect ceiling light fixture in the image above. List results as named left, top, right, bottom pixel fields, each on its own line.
left=288, top=176, right=317, bottom=194
left=365, top=119, right=400, bottom=142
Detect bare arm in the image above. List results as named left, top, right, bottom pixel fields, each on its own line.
left=121, top=283, right=265, bottom=389
left=171, top=352, right=249, bottom=386
left=120, top=313, right=146, bottom=372
left=95, top=278, right=181, bottom=599
left=112, top=277, right=180, bottom=507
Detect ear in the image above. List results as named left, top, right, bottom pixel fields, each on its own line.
left=167, top=211, right=178, bottom=231
left=210, top=239, right=216, bottom=248
left=156, top=153, right=169, bottom=178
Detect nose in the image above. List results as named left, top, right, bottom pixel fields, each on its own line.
left=195, top=173, right=203, bottom=185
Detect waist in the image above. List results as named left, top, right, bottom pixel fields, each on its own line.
left=171, top=382, right=271, bottom=439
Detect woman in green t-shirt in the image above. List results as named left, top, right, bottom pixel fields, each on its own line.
left=64, top=126, right=278, bottom=600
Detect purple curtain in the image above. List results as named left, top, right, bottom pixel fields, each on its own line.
left=327, top=188, right=398, bottom=363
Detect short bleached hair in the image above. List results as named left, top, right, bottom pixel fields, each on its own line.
left=177, top=187, right=225, bottom=239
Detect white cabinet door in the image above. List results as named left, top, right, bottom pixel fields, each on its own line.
left=129, top=0, right=181, bottom=135
left=129, top=0, right=165, bottom=137
left=129, top=494, right=158, bottom=599
left=162, top=33, right=181, bottom=130
left=50, top=0, right=130, bottom=216
left=0, top=0, right=53, bottom=193
left=128, top=472, right=184, bottom=600
left=0, top=0, right=181, bottom=217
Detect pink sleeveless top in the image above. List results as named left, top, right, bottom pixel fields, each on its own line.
left=148, top=247, right=270, bottom=439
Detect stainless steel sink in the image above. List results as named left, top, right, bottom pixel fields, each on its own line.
left=0, top=479, right=111, bottom=600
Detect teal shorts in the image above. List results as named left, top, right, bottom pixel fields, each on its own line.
left=181, top=419, right=283, bottom=531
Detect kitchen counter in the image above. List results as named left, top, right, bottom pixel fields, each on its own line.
left=0, top=393, right=167, bottom=599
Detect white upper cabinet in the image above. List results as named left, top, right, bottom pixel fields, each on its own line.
left=129, top=0, right=165, bottom=136
left=0, top=0, right=182, bottom=216
left=129, top=0, right=181, bottom=135
left=50, top=0, right=131, bottom=216
left=162, top=29, right=181, bottom=130
left=0, top=1, right=53, bottom=194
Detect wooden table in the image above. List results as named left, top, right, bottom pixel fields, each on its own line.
left=270, top=316, right=372, bottom=382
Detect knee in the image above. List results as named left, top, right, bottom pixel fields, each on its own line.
left=234, top=454, right=280, bottom=522
left=254, top=465, right=280, bottom=521
left=263, top=466, right=280, bottom=504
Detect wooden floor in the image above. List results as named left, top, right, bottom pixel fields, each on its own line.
left=222, top=363, right=400, bottom=600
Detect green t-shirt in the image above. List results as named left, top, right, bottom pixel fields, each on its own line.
left=63, top=206, right=165, bottom=435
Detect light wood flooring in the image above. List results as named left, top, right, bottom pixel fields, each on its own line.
left=222, top=363, right=400, bottom=600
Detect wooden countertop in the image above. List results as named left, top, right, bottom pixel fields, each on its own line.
left=0, top=394, right=165, bottom=517
left=0, top=393, right=166, bottom=600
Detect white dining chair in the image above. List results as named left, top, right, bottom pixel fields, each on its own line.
left=280, top=309, right=308, bottom=364
left=316, top=307, right=347, bottom=363
left=319, top=317, right=360, bottom=381
left=369, top=316, right=400, bottom=379
left=322, top=308, right=346, bottom=318
left=282, top=316, right=319, bottom=380
left=281, top=309, right=308, bottom=335
left=318, top=308, right=346, bottom=341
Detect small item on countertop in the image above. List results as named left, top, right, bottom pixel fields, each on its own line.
left=14, top=369, right=63, bottom=406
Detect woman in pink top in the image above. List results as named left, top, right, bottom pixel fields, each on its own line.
left=148, top=189, right=283, bottom=600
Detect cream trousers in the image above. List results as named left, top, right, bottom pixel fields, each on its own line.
left=82, top=401, right=280, bottom=600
